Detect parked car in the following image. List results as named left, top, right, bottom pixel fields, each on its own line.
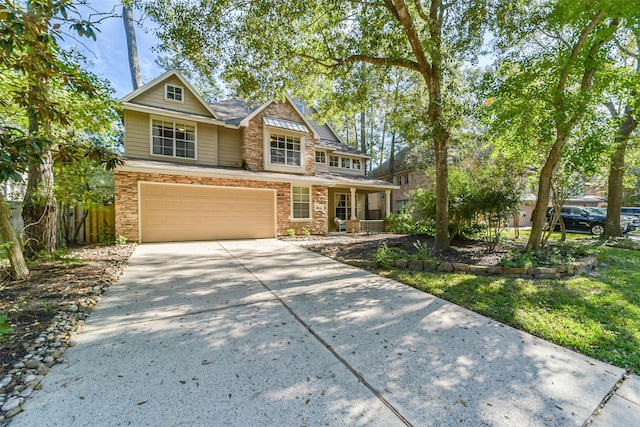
left=583, top=207, right=636, bottom=232
left=621, top=207, right=640, bottom=218
left=545, top=205, right=606, bottom=235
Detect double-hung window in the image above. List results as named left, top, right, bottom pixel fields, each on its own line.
left=315, top=151, right=326, bottom=164
left=329, top=155, right=339, bottom=167
left=152, top=119, right=196, bottom=159
left=270, top=133, right=301, bottom=166
left=292, top=187, right=311, bottom=219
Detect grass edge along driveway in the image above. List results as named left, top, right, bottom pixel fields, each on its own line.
left=383, top=245, right=640, bottom=373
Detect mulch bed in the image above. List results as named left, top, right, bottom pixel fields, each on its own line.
left=305, top=233, right=513, bottom=266
left=0, top=244, right=136, bottom=379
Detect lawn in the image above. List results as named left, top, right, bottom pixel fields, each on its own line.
left=385, top=244, right=640, bottom=373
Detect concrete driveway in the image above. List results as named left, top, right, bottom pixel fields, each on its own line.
left=12, top=240, right=638, bottom=426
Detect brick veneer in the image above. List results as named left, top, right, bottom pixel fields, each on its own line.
left=242, top=101, right=316, bottom=175
left=115, top=170, right=328, bottom=242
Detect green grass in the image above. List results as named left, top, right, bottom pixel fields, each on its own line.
left=384, top=244, right=640, bottom=372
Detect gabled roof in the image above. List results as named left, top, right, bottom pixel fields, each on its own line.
left=209, top=96, right=368, bottom=158
left=208, top=98, right=261, bottom=125
left=370, top=145, right=433, bottom=178
left=119, top=69, right=223, bottom=120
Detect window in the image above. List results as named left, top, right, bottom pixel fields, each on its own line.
left=330, top=156, right=339, bottom=167
left=315, top=151, right=326, bottom=163
left=404, top=174, right=409, bottom=185
left=270, top=133, right=301, bottom=166
left=352, top=159, right=362, bottom=170
left=335, top=193, right=352, bottom=220
left=397, top=200, right=408, bottom=213
left=341, top=158, right=351, bottom=169
left=292, top=187, right=311, bottom=219
left=152, top=119, right=196, bottom=159
left=165, top=84, right=183, bottom=102
left=396, top=176, right=402, bottom=185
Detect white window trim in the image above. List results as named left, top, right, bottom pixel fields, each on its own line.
left=290, top=185, right=312, bottom=221
left=263, top=125, right=306, bottom=173
left=315, top=150, right=326, bottom=164
left=334, top=192, right=352, bottom=220
left=149, top=115, right=198, bottom=160
left=164, top=83, right=184, bottom=103
left=329, top=155, right=365, bottom=171
left=352, top=158, right=362, bottom=170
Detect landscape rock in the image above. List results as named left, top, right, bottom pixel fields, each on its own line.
left=437, top=262, right=453, bottom=272
left=408, top=260, right=423, bottom=271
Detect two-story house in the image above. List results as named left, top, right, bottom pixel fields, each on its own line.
left=115, top=69, right=397, bottom=243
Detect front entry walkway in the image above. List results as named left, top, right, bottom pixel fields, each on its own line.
left=13, top=240, right=637, bottom=426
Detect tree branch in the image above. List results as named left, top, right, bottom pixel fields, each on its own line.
left=331, top=54, right=420, bottom=71
left=557, top=9, right=605, bottom=93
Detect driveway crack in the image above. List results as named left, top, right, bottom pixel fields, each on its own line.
left=220, top=243, right=413, bottom=427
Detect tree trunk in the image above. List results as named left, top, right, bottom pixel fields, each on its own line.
left=430, top=80, right=450, bottom=250
left=123, top=4, right=142, bottom=90
left=22, top=146, right=57, bottom=257
left=388, top=131, right=396, bottom=213
left=0, top=193, right=29, bottom=279
left=527, top=131, right=567, bottom=250
left=603, top=110, right=636, bottom=238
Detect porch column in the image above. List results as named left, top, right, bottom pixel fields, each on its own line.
left=385, top=190, right=391, bottom=218
left=350, top=187, right=357, bottom=220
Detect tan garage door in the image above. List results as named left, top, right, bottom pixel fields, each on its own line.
left=139, top=182, right=276, bottom=243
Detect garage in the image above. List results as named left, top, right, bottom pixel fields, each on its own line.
left=139, top=182, right=276, bottom=243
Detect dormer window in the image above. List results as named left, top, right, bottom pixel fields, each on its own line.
left=270, top=133, right=301, bottom=166
left=165, top=84, right=184, bottom=102
left=315, top=151, right=326, bottom=163
left=341, top=158, right=351, bottom=169
left=352, top=159, right=362, bottom=170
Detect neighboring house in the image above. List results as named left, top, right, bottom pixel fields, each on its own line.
left=368, top=146, right=431, bottom=219
left=368, top=147, right=538, bottom=227
left=115, top=69, right=397, bottom=243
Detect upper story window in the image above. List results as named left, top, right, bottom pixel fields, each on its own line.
left=315, top=151, right=326, bottom=164
left=396, top=176, right=402, bottom=185
left=329, top=156, right=339, bottom=167
left=165, top=84, right=184, bottom=102
left=352, top=159, right=362, bottom=170
left=270, top=133, right=301, bottom=166
left=404, top=174, right=409, bottom=184
left=341, top=157, right=351, bottom=169
left=152, top=119, right=196, bottom=159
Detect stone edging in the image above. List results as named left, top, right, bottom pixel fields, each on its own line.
left=345, top=256, right=599, bottom=278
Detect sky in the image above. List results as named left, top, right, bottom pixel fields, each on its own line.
left=66, top=0, right=164, bottom=99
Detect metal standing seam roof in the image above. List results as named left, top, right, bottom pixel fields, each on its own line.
left=263, top=116, right=309, bottom=134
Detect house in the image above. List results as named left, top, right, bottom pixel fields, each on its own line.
left=367, top=146, right=431, bottom=218
left=367, top=146, right=538, bottom=227
left=115, top=69, right=397, bottom=243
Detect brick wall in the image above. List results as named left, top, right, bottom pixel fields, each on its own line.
left=115, top=170, right=328, bottom=242
left=242, top=101, right=316, bottom=175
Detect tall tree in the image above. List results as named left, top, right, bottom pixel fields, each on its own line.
left=603, top=26, right=639, bottom=238
left=146, top=0, right=493, bottom=250
left=1, top=0, right=113, bottom=257
left=485, top=1, right=626, bottom=250
left=123, top=1, right=142, bottom=89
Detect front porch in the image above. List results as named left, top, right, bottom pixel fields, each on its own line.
left=328, top=186, right=392, bottom=233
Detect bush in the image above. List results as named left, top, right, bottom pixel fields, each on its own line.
left=374, top=243, right=410, bottom=268
left=410, top=165, right=521, bottom=248
left=0, top=314, right=12, bottom=336
left=385, top=212, right=431, bottom=234
left=500, top=245, right=585, bottom=268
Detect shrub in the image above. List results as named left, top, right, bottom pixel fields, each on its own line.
left=0, top=315, right=12, bottom=336
left=116, top=235, right=128, bottom=245
left=287, top=228, right=296, bottom=237
left=302, top=227, right=311, bottom=237
left=374, top=243, right=410, bottom=268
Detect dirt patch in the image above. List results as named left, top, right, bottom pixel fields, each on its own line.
left=0, top=244, right=136, bottom=379
left=306, top=233, right=518, bottom=266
